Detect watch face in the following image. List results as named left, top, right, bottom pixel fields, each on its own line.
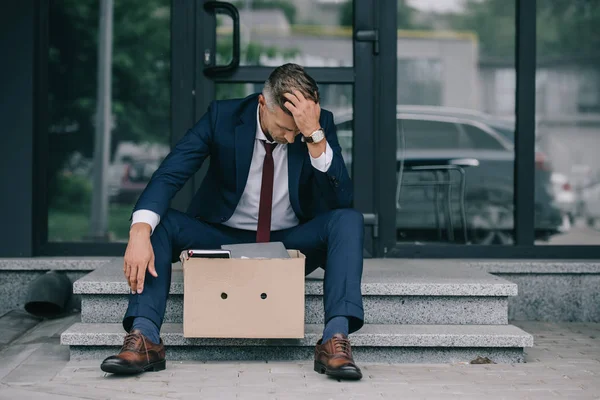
left=311, top=129, right=325, bottom=143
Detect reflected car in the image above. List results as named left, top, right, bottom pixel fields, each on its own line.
left=334, top=105, right=563, bottom=244
left=581, top=180, right=600, bottom=229
left=110, top=158, right=163, bottom=204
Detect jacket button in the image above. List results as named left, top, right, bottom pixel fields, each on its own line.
left=220, top=217, right=227, bottom=222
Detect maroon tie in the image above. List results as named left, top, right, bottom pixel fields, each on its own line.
left=256, top=141, right=277, bottom=243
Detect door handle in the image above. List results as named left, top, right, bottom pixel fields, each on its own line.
left=203, top=1, right=240, bottom=77
left=355, top=29, right=379, bottom=55
left=363, top=213, right=379, bottom=238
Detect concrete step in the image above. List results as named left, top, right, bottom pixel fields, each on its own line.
left=61, top=323, right=533, bottom=364
left=0, top=257, right=112, bottom=316
left=75, top=259, right=516, bottom=325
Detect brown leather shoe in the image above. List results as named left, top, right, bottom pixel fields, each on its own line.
left=314, top=333, right=362, bottom=380
left=100, top=329, right=166, bottom=374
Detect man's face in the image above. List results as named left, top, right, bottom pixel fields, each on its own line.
left=258, top=94, right=300, bottom=144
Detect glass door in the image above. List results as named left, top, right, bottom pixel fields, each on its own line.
left=173, top=0, right=380, bottom=256
left=374, top=0, right=541, bottom=258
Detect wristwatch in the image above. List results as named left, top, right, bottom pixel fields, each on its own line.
left=305, top=128, right=325, bottom=144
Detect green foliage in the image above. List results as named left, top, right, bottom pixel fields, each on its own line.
left=216, top=33, right=300, bottom=65
left=50, top=174, right=93, bottom=211
left=536, top=0, right=600, bottom=60
left=339, top=1, right=352, bottom=27
left=396, top=0, right=420, bottom=29
left=231, top=0, right=296, bottom=24
left=214, top=36, right=300, bottom=100
left=216, top=84, right=248, bottom=101
left=49, top=203, right=134, bottom=241
left=449, top=0, right=515, bottom=59
left=48, top=0, right=170, bottom=203
left=452, top=0, right=600, bottom=60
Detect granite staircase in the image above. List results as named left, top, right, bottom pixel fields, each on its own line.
left=61, top=259, right=533, bottom=363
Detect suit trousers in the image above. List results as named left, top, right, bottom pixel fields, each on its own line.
left=123, top=208, right=365, bottom=335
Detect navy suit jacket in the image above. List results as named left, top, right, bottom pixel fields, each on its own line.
left=133, top=93, right=353, bottom=226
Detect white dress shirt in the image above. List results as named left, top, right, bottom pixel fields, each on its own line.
left=131, top=106, right=333, bottom=234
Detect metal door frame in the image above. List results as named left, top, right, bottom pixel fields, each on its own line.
left=172, top=0, right=381, bottom=256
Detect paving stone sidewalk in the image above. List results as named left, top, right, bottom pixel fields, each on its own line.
left=0, top=313, right=599, bottom=399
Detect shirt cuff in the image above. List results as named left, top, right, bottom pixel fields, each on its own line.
left=309, top=142, right=334, bottom=173
left=131, top=209, right=161, bottom=235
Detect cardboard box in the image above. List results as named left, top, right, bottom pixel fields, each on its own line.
left=182, top=250, right=305, bottom=339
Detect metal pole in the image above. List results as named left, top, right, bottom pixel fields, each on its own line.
left=89, top=0, right=113, bottom=240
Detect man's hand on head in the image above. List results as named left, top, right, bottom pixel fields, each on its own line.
left=124, top=222, right=158, bottom=294
left=283, top=90, right=321, bottom=137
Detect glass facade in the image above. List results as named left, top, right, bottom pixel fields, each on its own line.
left=20, top=0, right=597, bottom=257
left=47, top=0, right=170, bottom=242
left=394, top=0, right=517, bottom=245
left=216, top=0, right=353, bottom=67
left=534, top=1, right=600, bottom=245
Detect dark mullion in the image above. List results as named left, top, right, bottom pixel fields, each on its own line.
left=375, top=0, right=398, bottom=257
left=169, top=0, right=197, bottom=212
left=514, top=0, right=536, bottom=245
left=171, top=0, right=196, bottom=147
left=33, top=0, right=50, bottom=255
left=352, top=0, right=376, bottom=256
left=191, top=0, right=217, bottom=204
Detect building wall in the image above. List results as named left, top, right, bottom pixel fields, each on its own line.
left=479, top=63, right=600, bottom=182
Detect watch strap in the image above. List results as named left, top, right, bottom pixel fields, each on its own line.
left=305, top=128, right=325, bottom=144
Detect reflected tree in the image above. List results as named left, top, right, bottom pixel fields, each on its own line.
left=48, top=0, right=170, bottom=205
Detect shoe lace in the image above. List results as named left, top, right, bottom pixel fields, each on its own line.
left=121, top=332, right=151, bottom=364
left=332, top=336, right=352, bottom=358
left=121, top=332, right=142, bottom=351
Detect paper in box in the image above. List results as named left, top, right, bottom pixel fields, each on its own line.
left=182, top=250, right=305, bottom=338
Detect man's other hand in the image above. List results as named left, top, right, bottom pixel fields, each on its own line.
left=124, top=223, right=158, bottom=294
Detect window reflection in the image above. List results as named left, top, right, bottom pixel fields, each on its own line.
left=48, top=0, right=171, bottom=242
left=534, top=1, right=600, bottom=245
left=216, top=0, right=353, bottom=67
left=391, top=0, right=521, bottom=245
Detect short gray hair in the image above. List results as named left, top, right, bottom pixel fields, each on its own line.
left=263, top=63, right=319, bottom=116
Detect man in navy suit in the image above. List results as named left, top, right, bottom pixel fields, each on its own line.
left=100, top=64, right=365, bottom=380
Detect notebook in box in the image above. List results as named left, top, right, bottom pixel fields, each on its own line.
left=221, top=242, right=290, bottom=259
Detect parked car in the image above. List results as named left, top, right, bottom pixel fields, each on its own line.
left=108, top=142, right=170, bottom=204
left=550, top=172, right=577, bottom=229
left=110, top=157, right=163, bottom=204
left=334, top=105, right=563, bottom=244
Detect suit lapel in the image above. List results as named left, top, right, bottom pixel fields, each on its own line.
left=287, top=136, right=305, bottom=217
left=234, top=95, right=306, bottom=215
left=235, top=98, right=259, bottom=197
